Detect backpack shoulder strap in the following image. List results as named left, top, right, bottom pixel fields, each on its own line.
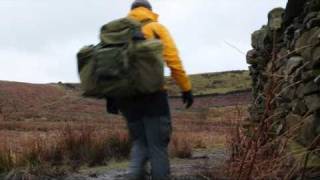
left=139, top=20, right=160, bottom=40
left=140, top=19, right=153, bottom=26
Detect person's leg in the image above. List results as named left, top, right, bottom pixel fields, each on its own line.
left=116, top=97, right=149, bottom=179
left=117, top=91, right=171, bottom=179
left=144, top=115, right=172, bottom=180
left=126, top=119, right=149, bottom=179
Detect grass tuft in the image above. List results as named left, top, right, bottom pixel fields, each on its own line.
left=170, top=134, right=193, bottom=159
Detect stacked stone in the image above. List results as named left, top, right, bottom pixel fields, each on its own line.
left=247, top=0, right=320, bottom=146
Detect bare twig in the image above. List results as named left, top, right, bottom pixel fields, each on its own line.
left=224, top=41, right=246, bottom=55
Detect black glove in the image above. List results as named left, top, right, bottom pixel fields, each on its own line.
left=106, top=98, right=119, bottom=115
left=182, top=91, right=194, bottom=109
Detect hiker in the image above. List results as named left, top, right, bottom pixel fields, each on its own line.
left=106, top=0, right=194, bottom=179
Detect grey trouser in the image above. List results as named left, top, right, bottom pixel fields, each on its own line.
left=127, top=115, right=171, bottom=180
left=117, top=91, right=172, bottom=180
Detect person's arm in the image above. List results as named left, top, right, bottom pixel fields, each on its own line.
left=154, top=23, right=192, bottom=92
left=151, top=23, right=193, bottom=108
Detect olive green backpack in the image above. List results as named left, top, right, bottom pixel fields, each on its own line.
left=77, top=18, right=164, bottom=98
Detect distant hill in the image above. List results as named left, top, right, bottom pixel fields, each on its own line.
left=0, top=71, right=251, bottom=122
left=57, top=70, right=251, bottom=96
left=166, top=70, right=251, bottom=96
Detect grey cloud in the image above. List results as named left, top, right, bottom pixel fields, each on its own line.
left=0, top=0, right=287, bottom=83
left=0, top=0, right=130, bottom=51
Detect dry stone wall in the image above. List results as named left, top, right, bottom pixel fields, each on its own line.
left=247, top=0, right=320, bottom=147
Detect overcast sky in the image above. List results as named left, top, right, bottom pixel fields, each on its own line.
left=0, top=0, right=287, bottom=83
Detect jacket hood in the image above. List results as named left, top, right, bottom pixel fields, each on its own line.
left=128, top=7, right=159, bottom=22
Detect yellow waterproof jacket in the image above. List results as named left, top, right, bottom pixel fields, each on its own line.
left=128, top=7, right=192, bottom=92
